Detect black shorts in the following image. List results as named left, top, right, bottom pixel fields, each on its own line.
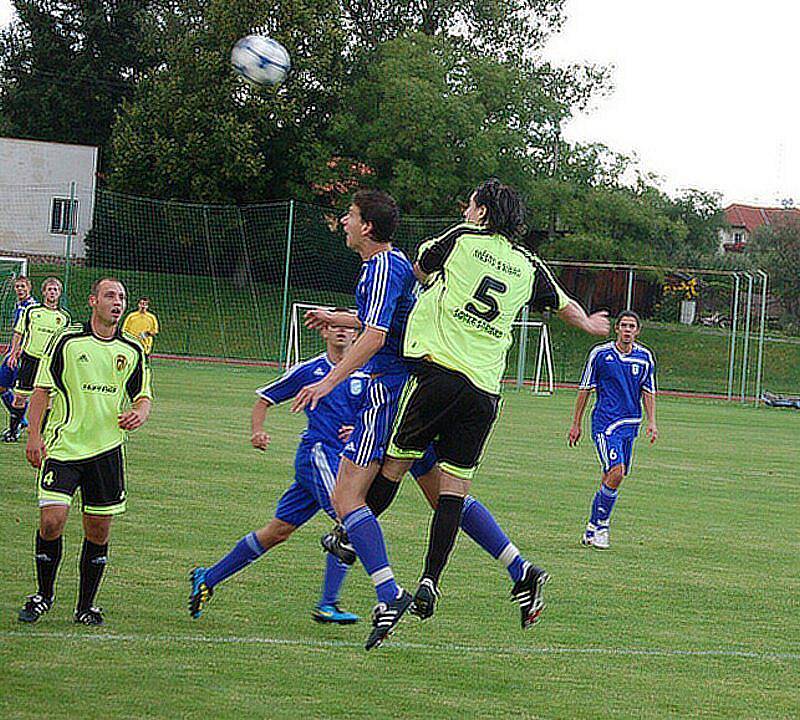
left=38, top=446, right=127, bottom=515
left=14, top=352, right=40, bottom=395
left=387, top=362, right=500, bottom=480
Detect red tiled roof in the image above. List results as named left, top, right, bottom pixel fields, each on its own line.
left=724, top=204, right=800, bottom=234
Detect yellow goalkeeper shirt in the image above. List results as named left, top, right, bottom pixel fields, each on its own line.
left=122, top=311, right=159, bottom=354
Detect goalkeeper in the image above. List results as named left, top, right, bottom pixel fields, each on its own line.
left=122, top=298, right=159, bottom=355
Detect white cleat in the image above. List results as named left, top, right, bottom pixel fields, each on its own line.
left=580, top=523, right=596, bottom=547
left=592, top=526, right=610, bottom=550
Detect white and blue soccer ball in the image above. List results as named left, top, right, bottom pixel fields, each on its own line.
left=231, top=35, right=291, bottom=86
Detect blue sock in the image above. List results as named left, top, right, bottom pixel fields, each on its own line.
left=205, top=531, right=266, bottom=589
left=460, top=496, right=530, bottom=582
left=590, top=483, right=618, bottom=526
left=342, top=506, right=398, bottom=604
left=319, top=553, right=349, bottom=606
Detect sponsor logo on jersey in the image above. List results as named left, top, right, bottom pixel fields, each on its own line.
left=83, top=383, right=118, bottom=394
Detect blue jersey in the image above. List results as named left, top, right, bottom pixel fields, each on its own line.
left=256, top=354, right=370, bottom=449
left=355, top=247, right=417, bottom=375
left=579, top=341, right=656, bottom=437
left=10, top=296, right=37, bottom=339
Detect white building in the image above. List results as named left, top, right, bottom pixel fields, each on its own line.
left=0, top=137, right=98, bottom=258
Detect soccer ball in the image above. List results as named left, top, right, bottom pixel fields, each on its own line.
left=231, top=35, right=291, bottom=86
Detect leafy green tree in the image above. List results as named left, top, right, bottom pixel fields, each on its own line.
left=0, top=0, right=155, bottom=152
left=749, top=219, right=800, bottom=328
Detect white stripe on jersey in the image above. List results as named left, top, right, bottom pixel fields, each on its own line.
left=579, top=342, right=613, bottom=389
left=604, top=417, right=642, bottom=436
left=255, top=353, right=331, bottom=399
left=365, top=252, right=388, bottom=328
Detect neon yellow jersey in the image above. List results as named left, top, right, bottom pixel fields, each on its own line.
left=404, top=223, right=571, bottom=395
left=35, top=324, right=153, bottom=461
left=14, top=305, right=71, bottom=358
left=122, top=311, right=159, bottom=354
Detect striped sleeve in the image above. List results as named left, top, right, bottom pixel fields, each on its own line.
left=363, top=253, right=401, bottom=331
left=529, top=256, right=571, bottom=312
left=125, top=347, right=153, bottom=402
left=256, top=360, right=315, bottom=405
left=579, top=346, right=600, bottom=390
left=641, top=349, right=657, bottom=394
left=13, top=304, right=30, bottom=335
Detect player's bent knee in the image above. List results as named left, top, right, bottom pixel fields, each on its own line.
left=256, top=519, right=295, bottom=549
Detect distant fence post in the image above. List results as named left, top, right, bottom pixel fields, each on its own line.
left=278, top=200, right=295, bottom=368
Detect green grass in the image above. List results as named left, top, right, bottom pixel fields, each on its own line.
left=1, top=361, right=798, bottom=719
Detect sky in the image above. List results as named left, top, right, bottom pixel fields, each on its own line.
left=1, top=0, right=797, bottom=206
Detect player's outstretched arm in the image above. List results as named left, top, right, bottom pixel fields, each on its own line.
left=558, top=301, right=610, bottom=337
left=569, top=389, right=592, bottom=446
left=25, top=387, right=50, bottom=468
left=291, top=326, right=386, bottom=413
left=642, top=390, right=658, bottom=443
left=304, top=309, right=361, bottom=331
left=251, top=398, right=271, bottom=451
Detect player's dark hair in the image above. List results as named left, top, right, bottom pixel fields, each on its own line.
left=473, top=178, right=526, bottom=239
left=90, top=277, right=125, bottom=296
left=139, top=297, right=150, bottom=303
left=14, top=276, right=32, bottom=287
left=352, top=189, right=400, bottom=243
left=616, top=310, right=641, bottom=328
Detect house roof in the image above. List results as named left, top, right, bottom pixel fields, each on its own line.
left=724, top=204, right=800, bottom=234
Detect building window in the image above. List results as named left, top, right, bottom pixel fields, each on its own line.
left=733, top=232, right=743, bottom=243
left=50, top=198, right=79, bottom=234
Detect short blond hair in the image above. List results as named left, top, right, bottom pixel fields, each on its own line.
left=41, top=277, right=62, bottom=292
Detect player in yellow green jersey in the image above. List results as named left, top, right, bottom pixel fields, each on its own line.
left=122, top=297, right=160, bottom=355
left=18, top=277, right=152, bottom=626
left=380, top=179, right=610, bottom=626
left=5, top=277, right=70, bottom=441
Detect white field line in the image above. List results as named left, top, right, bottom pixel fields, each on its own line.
left=1, top=630, right=798, bottom=662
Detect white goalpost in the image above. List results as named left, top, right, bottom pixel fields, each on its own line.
left=286, top=301, right=555, bottom=395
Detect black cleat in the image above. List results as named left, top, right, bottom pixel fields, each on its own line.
left=321, top=524, right=357, bottom=566
left=1, top=428, right=19, bottom=443
left=511, top=565, right=550, bottom=630
left=18, top=593, right=53, bottom=623
left=409, top=577, right=439, bottom=620
left=74, top=606, right=105, bottom=626
left=365, top=589, right=413, bottom=651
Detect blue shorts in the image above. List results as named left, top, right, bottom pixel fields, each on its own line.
left=409, top=445, right=437, bottom=479
left=274, top=442, right=340, bottom=527
left=343, top=372, right=408, bottom=468
left=0, top=357, right=17, bottom=390
left=594, top=432, right=636, bottom=475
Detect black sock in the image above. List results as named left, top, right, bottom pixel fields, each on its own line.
left=9, top=406, right=25, bottom=434
left=1, top=391, right=13, bottom=415
left=77, top=539, right=108, bottom=612
left=35, top=533, right=63, bottom=600
left=422, top=494, right=465, bottom=586
left=366, top=473, right=401, bottom=517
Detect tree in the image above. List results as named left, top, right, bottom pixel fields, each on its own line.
left=0, top=0, right=155, bottom=153
left=749, top=219, right=800, bottom=328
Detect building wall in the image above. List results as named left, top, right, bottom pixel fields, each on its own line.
left=0, top=137, right=98, bottom=258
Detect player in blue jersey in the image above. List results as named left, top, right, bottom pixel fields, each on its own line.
left=569, top=311, right=658, bottom=549
left=293, top=189, right=420, bottom=648
left=188, top=317, right=371, bottom=624
left=0, top=276, right=37, bottom=442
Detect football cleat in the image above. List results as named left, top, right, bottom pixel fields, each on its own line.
left=320, top=524, right=357, bottom=566
left=409, top=577, right=439, bottom=620
left=188, top=567, right=214, bottom=619
left=18, top=593, right=53, bottom=623
left=365, top=589, right=413, bottom=651
left=312, top=603, right=359, bottom=625
left=592, top=525, right=610, bottom=550
left=1, top=428, right=19, bottom=443
left=74, top=606, right=105, bottom=626
left=511, top=565, right=550, bottom=630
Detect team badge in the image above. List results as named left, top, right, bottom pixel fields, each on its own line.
left=116, top=354, right=127, bottom=372
left=56, top=317, right=62, bottom=325
left=632, top=365, right=640, bottom=376
left=350, top=378, right=364, bottom=395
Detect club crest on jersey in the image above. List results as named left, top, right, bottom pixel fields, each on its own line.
left=350, top=377, right=364, bottom=395
left=116, top=354, right=127, bottom=372
left=632, top=364, right=640, bottom=375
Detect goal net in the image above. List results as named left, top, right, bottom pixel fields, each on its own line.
left=287, top=301, right=555, bottom=395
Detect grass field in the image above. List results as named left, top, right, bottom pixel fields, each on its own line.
left=1, top=361, right=799, bottom=719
